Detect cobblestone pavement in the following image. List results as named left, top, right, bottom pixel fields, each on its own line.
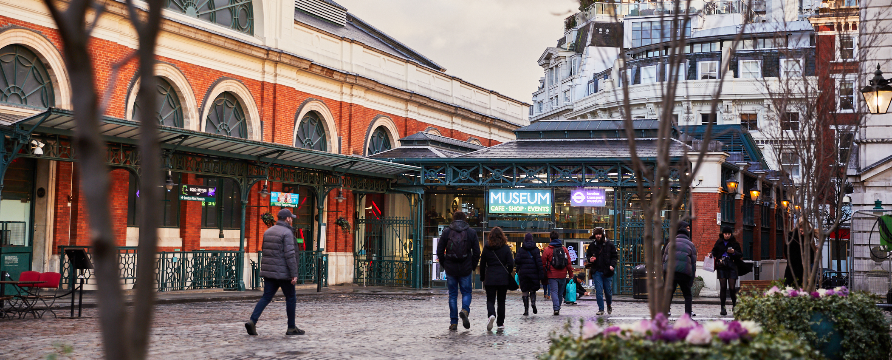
left=0, top=293, right=731, bottom=359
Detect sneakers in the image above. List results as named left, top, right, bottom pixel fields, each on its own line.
left=449, top=324, right=458, bottom=331
left=285, top=328, right=305, bottom=336
left=244, top=320, right=257, bottom=336
left=607, top=305, right=612, bottom=315
left=553, top=310, right=560, bottom=316
left=596, top=310, right=605, bottom=316
left=487, top=315, right=495, bottom=331
left=496, top=325, right=505, bottom=331
left=459, top=309, right=471, bottom=329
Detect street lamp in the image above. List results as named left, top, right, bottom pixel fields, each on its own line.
left=749, top=186, right=761, bottom=202
left=781, top=200, right=790, bottom=209
left=861, top=64, right=892, bottom=114
left=164, top=171, right=176, bottom=191
left=726, top=179, right=739, bottom=193
left=259, top=181, right=269, bottom=198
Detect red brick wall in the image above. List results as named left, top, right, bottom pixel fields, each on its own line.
left=179, top=173, right=201, bottom=251
left=691, top=192, right=721, bottom=260
left=51, top=162, right=72, bottom=252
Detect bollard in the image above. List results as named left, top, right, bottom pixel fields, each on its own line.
left=316, top=257, right=323, bottom=292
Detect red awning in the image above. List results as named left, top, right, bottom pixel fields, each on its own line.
left=828, top=228, right=850, bottom=240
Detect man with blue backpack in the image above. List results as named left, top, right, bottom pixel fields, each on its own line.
left=542, top=231, right=575, bottom=315
left=436, top=211, right=481, bottom=331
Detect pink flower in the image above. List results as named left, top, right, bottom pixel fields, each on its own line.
left=811, top=291, right=821, bottom=298
left=788, top=290, right=799, bottom=297
left=765, top=286, right=781, bottom=296
left=718, top=330, right=740, bottom=343
left=582, top=321, right=602, bottom=339
left=674, top=313, right=698, bottom=329
left=685, top=326, right=712, bottom=345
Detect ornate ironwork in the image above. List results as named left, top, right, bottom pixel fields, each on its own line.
left=133, top=77, right=184, bottom=128
left=366, top=126, right=392, bottom=156
left=354, top=216, right=417, bottom=287
left=295, top=112, right=327, bottom=151
left=413, top=162, right=653, bottom=187
left=204, top=92, right=247, bottom=138
left=0, top=45, right=54, bottom=108
left=166, top=0, right=254, bottom=35
left=58, top=246, right=139, bottom=288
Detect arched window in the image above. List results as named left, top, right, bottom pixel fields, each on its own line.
left=295, top=112, right=327, bottom=151
left=0, top=45, right=54, bottom=108
left=166, top=0, right=254, bottom=35
left=367, top=126, right=392, bottom=155
left=133, top=77, right=184, bottom=128
left=204, top=92, right=247, bottom=138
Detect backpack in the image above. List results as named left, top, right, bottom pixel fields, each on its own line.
left=550, top=246, right=568, bottom=269
left=443, top=228, right=471, bottom=260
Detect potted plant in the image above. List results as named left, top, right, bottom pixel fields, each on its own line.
left=692, top=276, right=705, bottom=297
left=735, top=286, right=892, bottom=360
left=335, top=217, right=351, bottom=232
left=542, top=313, right=819, bottom=359
left=260, top=212, right=275, bottom=228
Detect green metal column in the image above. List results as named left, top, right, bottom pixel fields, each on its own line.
left=237, top=199, right=247, bottom=291
left=415, top=193, right=424, bottom=289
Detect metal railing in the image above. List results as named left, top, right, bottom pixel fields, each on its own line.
left=59, top=246, right=241, bottom=292
left=250, top=250, right=328, bottom=289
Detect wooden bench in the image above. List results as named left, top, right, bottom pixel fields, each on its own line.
left=739, top=280, right=773, bottom=293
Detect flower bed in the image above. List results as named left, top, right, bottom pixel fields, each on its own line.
left=542, top=314, right=819, bottom=360
left=735, top=286, right=892, bottom=360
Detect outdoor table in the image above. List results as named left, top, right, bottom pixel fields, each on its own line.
left=0, top=280, right=44, bottom=319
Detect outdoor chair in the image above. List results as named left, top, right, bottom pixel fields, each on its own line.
left=16, top=271, right=63, bottom=318
left=33, top=272, right=62, bottom=318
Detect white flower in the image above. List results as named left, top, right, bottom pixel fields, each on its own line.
left=703, top=321, right=727, bottom=335
left=582, top=321, right=602, bottom=339
left=674, top=313, right=698, bottom=329
left=739, top=321, right=761, bottom=335
left=632, top=320, right=652, bottom=335
left=834, top=286, right=844, bottom=292
left=765, top=286, right=781, bottom=296
left=685, top=326, right=713, bottom=345
left=817, top=289, right=829, bottom=297
left=799, top=290, right=810, bottom=297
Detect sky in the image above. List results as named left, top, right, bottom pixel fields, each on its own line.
left=336, top=0, right=579, bottom=102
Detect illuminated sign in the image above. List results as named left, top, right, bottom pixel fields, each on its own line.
left=179, top=185, right=216, bottom=202
left=488, top=189, right=551, bottom=214
left=570, top=188, right=607, bottom=207
left=270, top=192, right=300, bottom=207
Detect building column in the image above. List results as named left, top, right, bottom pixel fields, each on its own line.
left=179, top=173, right=201, bottom=251
left=689, top=151, right=729, bottom=293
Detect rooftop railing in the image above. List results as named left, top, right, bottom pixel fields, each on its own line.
left=578, top=0, right=753, bottom=21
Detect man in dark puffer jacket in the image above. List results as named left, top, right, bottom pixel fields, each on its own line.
left=246, top=209, right=303, bottom=336
left=663, top=221, right=698, bottom=316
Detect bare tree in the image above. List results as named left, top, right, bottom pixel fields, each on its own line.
left=756, top=0, right=890, bottom=292
left=575, top=0, right=752, bottom=317
left=41, top=0, right=164, bottom=358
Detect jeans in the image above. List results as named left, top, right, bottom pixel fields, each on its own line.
left=446, top=274, right=473, bottom=325
left=592, top=271, right=613, bottom=311
left=669, top=272, right=693, bottom=315
left=548, top=278, right=568, bottom=311
left=485, top=286, right=508, bottom=326
left=250, top=277, right=297, bottom=329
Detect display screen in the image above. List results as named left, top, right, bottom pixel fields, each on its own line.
left=487, top=189, right=551, bottom=214
left=179, top=185, right=216, bottom=202
left=270, top=192, right=300, bottom=207
left=570, top=188, right=607, bottom=207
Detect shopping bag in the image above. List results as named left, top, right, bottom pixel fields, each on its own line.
left=565, top=281, right=577, bottom=303
left=703, top=255, right=715, bottom=272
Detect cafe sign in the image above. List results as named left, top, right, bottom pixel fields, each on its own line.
left=270, top=192, right=300, bottom=207
left=570, top=188, right=607, bottom=207
left=180, top=185, right=216, bottom=202
left=488, top=189, right=551, bottom=214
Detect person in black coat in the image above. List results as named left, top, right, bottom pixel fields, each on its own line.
left=480, top=227, right=515, bottom=331
left=711, top=226, right=743, bottom=315
left=585, top=227, right=618, bottom=316
left=514, top=232, right=545, bottom=316
left=784, top=227, right=806, bottom=287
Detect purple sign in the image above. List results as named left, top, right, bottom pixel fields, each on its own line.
left=570, top=188, right=606, bottom=207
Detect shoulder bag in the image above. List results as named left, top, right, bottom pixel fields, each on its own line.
left=493, top=249, right=519, bottom=291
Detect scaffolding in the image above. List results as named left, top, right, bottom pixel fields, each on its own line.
left=848, top=210, right=892, bottom=295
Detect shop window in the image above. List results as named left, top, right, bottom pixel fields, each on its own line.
left=366, top=126, right=392, bottom=156
left=738, top=60, right=761, bottom=79
left=781, top=112, right=799, bottom=131
left=282, top=184, right=314, bottom=250
left=201, top=177, right=241, bottom=229
left=166, top=0, right=254, bottom=35
left=740, top=113, right=758, bottom=130
left=127, top=171, right=181, bottom=227
left=295, top=112, right=328, bottom=151
left=133, top=77, right=184, bottom=128
left=205, top=92, right=247, bottom=138
left=0, top=45, right=55, bottom=108
left=698, top=61, right=718, bottom=80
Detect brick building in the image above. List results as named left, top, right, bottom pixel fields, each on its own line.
left=0, top=0, right=527, bottom=289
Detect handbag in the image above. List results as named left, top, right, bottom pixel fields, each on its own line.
left=703, top=255, right=716, bottom=272
left=492, top=249, right=519, bottom=291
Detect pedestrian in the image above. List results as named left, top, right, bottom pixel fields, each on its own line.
left=663, top=221, right=697, bottom=316
left=784, top=225, right=807, bottom=287
left=479, top=227, right=515, bottom=331
left=436, top=211, right=481, bottom=331
left=514, top=233, right=544, bottom=316
left=542, top=231, right=574, bottom=315
left=585, top=227, right=617, bottom=316
left=711, top=226, right=743, bottom=315
left=245, top=209, right=303, bottom=336
left=565, top=273, right=589, bottom=305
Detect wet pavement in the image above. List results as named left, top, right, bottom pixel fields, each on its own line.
left=0, top=292, right=732, bottom=359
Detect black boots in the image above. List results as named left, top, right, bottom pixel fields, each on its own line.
left=531, top=299, right=537, bottom=314
left=522, top=296, right=529, bottom=316
left=730, top=288, right=738, bottom=308
left=720, top=307, right=728, bottom=316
